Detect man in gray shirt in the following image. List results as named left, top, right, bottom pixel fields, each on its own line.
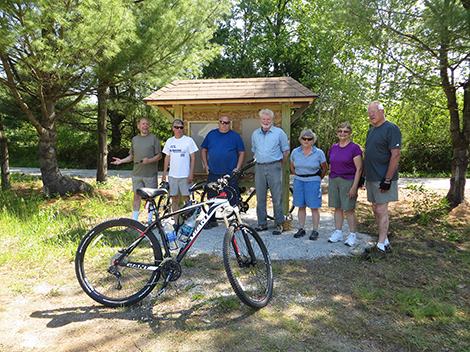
left=363, top=101, right=401, bottom=260
left=111, top=118, right=162, bottom=224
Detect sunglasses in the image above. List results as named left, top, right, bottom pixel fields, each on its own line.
left=301, top=137, right=313, bottom=141
left=337, top=129, right=350, bottom=133
left=219, top=121, right=230, bottom=125
left=173, top=126, right=184, bottom=129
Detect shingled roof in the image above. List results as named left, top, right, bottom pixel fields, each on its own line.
left=143, top=77, right=318, bottom=108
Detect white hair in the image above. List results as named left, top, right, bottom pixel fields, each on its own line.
left=368, top=101, right=384, bottom=111
left=259, top=109, right=274, bottom=118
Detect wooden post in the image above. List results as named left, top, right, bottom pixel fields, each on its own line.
left=281, top=103, right=291, bottom=215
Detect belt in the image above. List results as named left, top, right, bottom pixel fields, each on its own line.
left=257, top=160, right=281, bottom=165
left=297, top=169, right=322, bottom=177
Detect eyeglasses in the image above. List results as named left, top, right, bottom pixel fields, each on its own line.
left=368, top=109, right=379, bottom=115
left=219, top=121, right=230, bottom=125
left=337, top=129, right=350, bottom=133
left=301, top=137, right=313, bottom=141
left=173, top=126, right=184, bottom=129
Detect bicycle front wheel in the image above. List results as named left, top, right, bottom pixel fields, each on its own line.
left=75, top=218, right=163, bottom=307
left=223, top=223, right=273, bottom=308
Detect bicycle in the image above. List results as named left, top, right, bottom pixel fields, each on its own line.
left=75, top=165, right=274, bottom=309
left=198, top=159, right=295, bottom=221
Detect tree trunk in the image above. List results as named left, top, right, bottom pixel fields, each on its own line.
left=97, top=83, right=109, bottom=182
left=0, top=115, right=10, bottom=191
left=39, top=101, right=94, bottom=196
left=446, top=77, right=470, bottom=207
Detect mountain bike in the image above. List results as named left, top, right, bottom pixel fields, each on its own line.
left=75, top=165, right=273, bottom=309
left=197, top=159, right=295, bottom=221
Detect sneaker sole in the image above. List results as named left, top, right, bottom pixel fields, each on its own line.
left=328, top=239, right=343, bottom=243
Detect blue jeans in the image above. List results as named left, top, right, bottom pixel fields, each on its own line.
left=255, top=162, right=284, bottom=225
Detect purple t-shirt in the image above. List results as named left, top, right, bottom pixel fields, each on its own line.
left=327, top=142, right=363, bottom=180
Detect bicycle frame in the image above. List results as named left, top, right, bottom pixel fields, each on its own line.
left=124, top=192, right=242, bottom=274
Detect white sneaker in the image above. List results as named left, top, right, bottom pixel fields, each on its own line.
left=345, top=233, right=357, bottom=247
left=328, top=230, right=343, bottom=243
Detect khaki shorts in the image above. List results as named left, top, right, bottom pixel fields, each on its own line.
left=366, top=180, right=399, bottom=204
left=328, top=177, right=357, bottom=211
left=168, top=176, right=192, bottom=197
left=132, top=176, right=158, bottom=193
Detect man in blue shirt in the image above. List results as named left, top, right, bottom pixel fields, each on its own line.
left=201, top=115, right=245, bottom=228
left=251, top=109, right=290, bottom=235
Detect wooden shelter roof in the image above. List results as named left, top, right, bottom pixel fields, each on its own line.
left=142, top=77, right=318, bottom=108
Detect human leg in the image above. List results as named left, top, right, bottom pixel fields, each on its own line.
left=372, top=202, right=389, bottom=245
left=345, top=209, right=357, bottom=233
left=255, top=164, right=268, bottom=226
left=266, top=162, right=284, bottom=226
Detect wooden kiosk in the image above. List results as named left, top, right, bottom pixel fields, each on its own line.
left=143, top=77, right=318, bottom=214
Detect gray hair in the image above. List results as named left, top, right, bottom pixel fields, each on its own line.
left=337, top=122, right=352, bottom=133
left=299, top=129, right=317, bottom=144
left=172, top=119, right=184, bottom=127
left=368, top=101, right=384, bottom=111
left=259, top=109, right=274, bottom=118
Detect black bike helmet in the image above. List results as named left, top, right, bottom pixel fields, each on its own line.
left=159, top=181, right=169, bottom=191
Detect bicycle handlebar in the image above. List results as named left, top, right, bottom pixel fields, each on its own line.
left=204, top=159, right=257, bottom=194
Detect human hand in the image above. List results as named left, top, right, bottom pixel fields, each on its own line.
left=348, top=188, right=358, bottom=199
left=379, top=179, right=391, bottom=192
left=142, top=157, right=149, bottom=164
left=110, top=157, right=121, bottom=165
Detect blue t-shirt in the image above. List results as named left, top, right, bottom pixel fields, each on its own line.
left=201, top=129, right=245, bottom=174
left=290, top=146, right=326, bottom=182
left=364, top=120, right=402, bottom=181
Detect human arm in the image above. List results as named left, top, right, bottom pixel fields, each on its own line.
left=162, top=154, right=170, bottom=182
left=233, top=151, right=246, bottom=172
left=188, top=152, right=196, bottom=184
left=380, top=148, right=401, bottom=192
left=201, top=148, right=209, bottom=174
left=290, top=160, right=295, bottom=175
left=349, top=155, right=363, bottom=198
left=110, top=154, right=134, bottom=165
left=142, top=152, right=162, bottom=164
left=281, top=150, right=289, bottom=165
left=320, top=161, right=328, bottom=179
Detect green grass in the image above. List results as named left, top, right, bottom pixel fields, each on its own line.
left=0, top=175, right=469, bottom=351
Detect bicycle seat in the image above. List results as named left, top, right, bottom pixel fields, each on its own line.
left=136, top=187, right=168, bottom=200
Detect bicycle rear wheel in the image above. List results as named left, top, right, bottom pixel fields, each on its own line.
left=75, top=218, right=163, bottom=307
left=223, top=223, right=273, bottom=308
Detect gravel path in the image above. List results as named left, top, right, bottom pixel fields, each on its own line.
left=10, top=167, right=466, bottom=260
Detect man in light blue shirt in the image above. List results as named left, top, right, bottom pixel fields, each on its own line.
left=251, top=109, right=290, bottom=235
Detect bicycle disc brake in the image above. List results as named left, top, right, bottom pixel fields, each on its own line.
left=161, top=259, right=182, bottom=282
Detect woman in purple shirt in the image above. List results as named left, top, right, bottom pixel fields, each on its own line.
left=327, top=123, right=363, bottom=246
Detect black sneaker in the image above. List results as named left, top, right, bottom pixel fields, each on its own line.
left=294, top=228, right=306, bottom=238
left=362, top=246, right=387, bottom=261
left=309, top=230, right=319, bottom=241
left=255, top=224, right=268, bottom=232
left=364, top=244, right=393, bottom=254
left=272, top=223, right=283, bottom=236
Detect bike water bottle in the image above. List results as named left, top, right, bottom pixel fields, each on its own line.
left=163, top=221, right=178, bottom=250
left=178, top=213, right=196, bottom=242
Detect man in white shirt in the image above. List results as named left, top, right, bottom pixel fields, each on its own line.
left=162, top=119, right=199, bottom=216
